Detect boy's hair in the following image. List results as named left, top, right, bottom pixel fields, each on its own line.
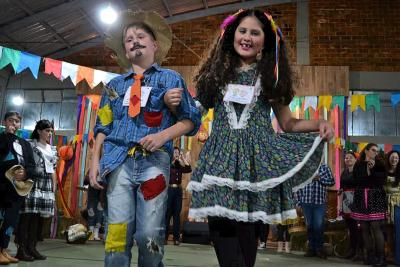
left=194, top=9, right=294, bottom=109
left=122, top=22, right=157, bottom=45
left=4, top=111, right=21, bottom=121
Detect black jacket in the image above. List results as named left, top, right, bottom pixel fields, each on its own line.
left=0, top=132, right=37, bottom=202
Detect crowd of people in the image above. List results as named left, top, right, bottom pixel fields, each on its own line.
left=0, top=6, right=398, bottom=267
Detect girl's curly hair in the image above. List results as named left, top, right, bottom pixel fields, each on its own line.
left=194, top=9, right=294, bottom=109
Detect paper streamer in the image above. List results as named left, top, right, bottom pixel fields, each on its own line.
left=180, top=136, right=185, bottom=150
left=78, top=99, right=92, bottom=208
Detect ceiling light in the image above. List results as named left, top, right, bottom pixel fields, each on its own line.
left=12, top=96, right=24, bottom=106
left=100, top=5, right=117, bottom=24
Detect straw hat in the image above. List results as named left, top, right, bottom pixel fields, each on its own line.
left=5, top=165, right=34, bottom=197
left=104, top=10, right=172, bottom=69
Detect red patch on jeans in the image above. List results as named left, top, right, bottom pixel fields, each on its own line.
left=143, top=111, right=163, bottom=127
left=140, top=174, right=166, bottom=200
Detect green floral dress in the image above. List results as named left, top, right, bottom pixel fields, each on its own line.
left=187, top=66, right=324, bottom=224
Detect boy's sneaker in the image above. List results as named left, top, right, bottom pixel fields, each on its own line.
left=258, top=242, right=266, bottom=249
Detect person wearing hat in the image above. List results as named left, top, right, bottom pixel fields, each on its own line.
left=89, top=10, right=201, bottom=267
left=0, top=111, right=37, bottom=264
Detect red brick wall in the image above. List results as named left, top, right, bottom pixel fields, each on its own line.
left=62, top=1, right=400, bottom=72
left=309, top=0, right=400, bottom=71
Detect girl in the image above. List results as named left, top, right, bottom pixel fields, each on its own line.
left=17, top=120, right=58, bottom=261
left=351, top=144, right=387, bottom=267
left=339, top=151, right=362, bottom=260
left=187, top=9, right=333, bottom=267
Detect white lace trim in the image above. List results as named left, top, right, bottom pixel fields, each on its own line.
left=187, top=136, right=323, bottom=192
left=223, top=77, right=262, bottom=129
left=188, top=205, right=297, bottom=224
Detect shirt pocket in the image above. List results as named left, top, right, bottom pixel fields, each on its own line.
left=143, top=87, right=165, bottom=128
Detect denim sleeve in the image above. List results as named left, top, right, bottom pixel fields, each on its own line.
left=171, top=76, right=201, bottom=136
left=93, top=80, right=115, bottom=137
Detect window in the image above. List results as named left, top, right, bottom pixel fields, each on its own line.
left=2, top=89, right=77, bottom=131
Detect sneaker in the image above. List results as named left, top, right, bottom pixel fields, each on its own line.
left=258, top=242, right=266, bottom=250
left=174, top=240, right=180, bottom=246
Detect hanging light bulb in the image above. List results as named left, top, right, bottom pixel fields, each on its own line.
left=100, top=5, right=118, bottom=24
left=12, top=96, right=24, bottom=106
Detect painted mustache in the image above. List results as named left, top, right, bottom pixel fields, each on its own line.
left=130, top=43, right=146, bottom=51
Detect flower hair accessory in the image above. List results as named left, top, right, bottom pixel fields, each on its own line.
left=219, top=9, right=245, bottom=38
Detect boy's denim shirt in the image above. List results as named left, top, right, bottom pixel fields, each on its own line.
left=94, top=64, right=201, bottom=180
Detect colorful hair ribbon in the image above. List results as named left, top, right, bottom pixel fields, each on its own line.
left=264, top=12, right=283, bottom=88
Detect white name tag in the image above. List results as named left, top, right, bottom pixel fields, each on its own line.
left=123, top=86, right=153, bottom=107
left=45, top=160, right=54, bottom=174
left=223, top=84, right=255, bottom=104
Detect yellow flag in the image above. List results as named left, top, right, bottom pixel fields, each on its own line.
left=318, top=96, right=332, bottom=110
left=351, top=95, right=366, bottom=112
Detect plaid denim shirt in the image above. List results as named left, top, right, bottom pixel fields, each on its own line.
left=296, top=164, right=336, bottom=205
left=94, top=64, right=201, bottom=179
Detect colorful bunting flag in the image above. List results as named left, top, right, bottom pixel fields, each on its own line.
left=304, top=96, right=318, bottom=111
left=76, top=66, right=94, bottom=87
left=93, top=69, right=119, bottom=87
left=15, top=51, right=41, bottom=78
left=0, top=47, right=21, bottom=71
left=391, top=93, right=400, bottom=108
left=61, top=62, right=78, bottom=84
left=44, top=58, right=62, bottom=79
left=318, top=95, right=332, bottom=110
left=350, top=94, right=366, bottom=112
left=365, top=94, right=381, bottom=112
left=331, top=95, right=345, bottom=110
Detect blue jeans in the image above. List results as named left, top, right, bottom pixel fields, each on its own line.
left=166, top=187, right=183, bottom=241
left=301, top=203, right=326, bottom=252
left=104, top=150, right=170, bottom=267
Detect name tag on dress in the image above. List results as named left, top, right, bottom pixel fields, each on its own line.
left=45, top=160, right=55, bottom=174
left=123, top=86, right=152, bottom=107
left=223, top=84, right=255, bottom=104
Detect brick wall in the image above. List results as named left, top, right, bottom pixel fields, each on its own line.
left=309, top=0, right=400, bottom=71
left=62, top=0, right=400, bottom=72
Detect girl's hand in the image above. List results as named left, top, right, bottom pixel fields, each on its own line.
left=367, top=159, right=375, bottom=170
left=318, top=120, right=334, bottom=141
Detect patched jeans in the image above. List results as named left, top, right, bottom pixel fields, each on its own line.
left=104, top=150, right=170, bottom=267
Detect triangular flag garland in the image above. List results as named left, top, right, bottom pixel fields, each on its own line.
left=0, top=45, right=119, bottom=89
left=285, top=93, right=399, bottom=112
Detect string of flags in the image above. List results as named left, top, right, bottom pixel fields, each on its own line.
left=0, top=46, right=119, bottom=88
left=289, top=94, right=400, bottom=112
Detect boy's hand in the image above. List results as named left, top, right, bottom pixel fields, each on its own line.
left=164, top=88, right=183, bottom=110
left=140, top=132, right=167, bottom=152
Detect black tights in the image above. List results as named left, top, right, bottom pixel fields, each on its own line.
left=344, top=217, right=362, bottom=252
left=360, top=220, right=385, bottom=255
left=208, top=217, right=259, bottom=267
left=17, top=213, right=41, bottom=247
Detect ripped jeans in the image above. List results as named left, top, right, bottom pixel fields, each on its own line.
left=104, top=150, right=170, bottom=267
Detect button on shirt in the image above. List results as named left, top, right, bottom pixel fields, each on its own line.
left=94, top=64, right=201, bottom=179
left=296, top=164, right=336, bottom=205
